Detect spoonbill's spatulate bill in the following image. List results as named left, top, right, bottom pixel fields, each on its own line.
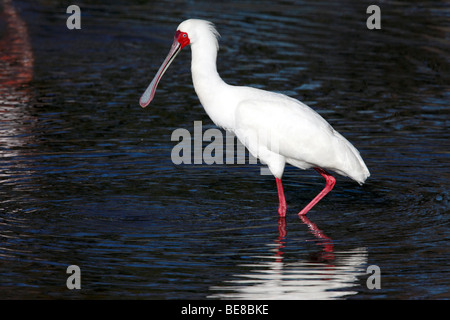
left=140, top=19, right=370, bottom=217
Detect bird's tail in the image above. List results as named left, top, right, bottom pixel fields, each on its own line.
left=333, top=131, right=370, bottom=185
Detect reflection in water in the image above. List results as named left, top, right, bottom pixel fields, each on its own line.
left=0, top=0, right=36, bottom=274
left=0, top=0, right=35, bottom=189
left=209, top=216, right=367, bottom=300
left=0, top=0, right=34, bottom=156
left=0, top=0, right=33, bottom=87
left=299, top=215, right=335, bottom=262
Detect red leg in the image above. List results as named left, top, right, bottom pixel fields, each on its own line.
left=276, top=178, right=287, bottom=217
left=298, top=168, right=336, bottom=216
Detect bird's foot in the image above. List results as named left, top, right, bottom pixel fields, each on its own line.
left=278, top=204, right=287, bottom=217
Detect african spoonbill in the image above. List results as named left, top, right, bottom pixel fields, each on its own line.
left=140, top=19, right=370, bottom=217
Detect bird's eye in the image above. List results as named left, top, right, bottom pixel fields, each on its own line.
left=183, top=34, right=187, bottom=38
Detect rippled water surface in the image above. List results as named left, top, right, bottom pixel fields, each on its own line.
left=0, top=0, right=448, bottom=299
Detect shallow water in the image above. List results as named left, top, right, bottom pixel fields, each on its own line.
left=0, top=0, right=448, bottom=299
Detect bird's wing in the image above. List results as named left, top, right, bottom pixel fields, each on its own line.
left=234, top=93, right=336, bottom=161
left=233, top=90, right=369, bottom=183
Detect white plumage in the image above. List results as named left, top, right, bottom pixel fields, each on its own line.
left=140, top=19, right=370, bottom=217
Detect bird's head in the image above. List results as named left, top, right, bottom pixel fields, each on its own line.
left=139, top=19, right=219, bottom=108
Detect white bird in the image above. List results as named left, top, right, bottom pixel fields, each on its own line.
left=140, top=19, right=370, bottom=217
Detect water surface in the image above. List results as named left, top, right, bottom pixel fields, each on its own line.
left=0, top=0, right=448, bottom=299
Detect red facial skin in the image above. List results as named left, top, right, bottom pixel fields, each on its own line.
left=175, top=30, right=190, bottom=49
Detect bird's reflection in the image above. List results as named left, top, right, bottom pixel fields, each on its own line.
left=274, top=217, right=286, bottom=263
left=277, top=215, right=334, bottom=262
left=209, top=214, right=367, bottom=300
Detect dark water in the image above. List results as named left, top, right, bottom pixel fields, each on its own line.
left=0, top=0, right=448, bottom=299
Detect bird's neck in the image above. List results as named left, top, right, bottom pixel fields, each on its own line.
left=190, top=41, right=227, bottom=109
left=189, top=40, right=239, bottom=130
